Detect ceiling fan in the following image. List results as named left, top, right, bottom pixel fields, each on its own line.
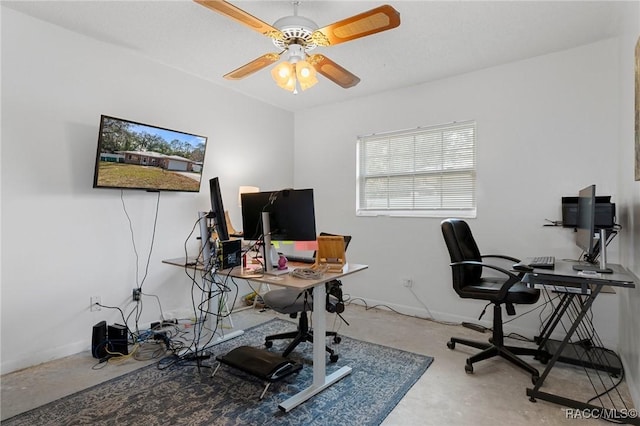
left=194, top=0, right=401, bottom=92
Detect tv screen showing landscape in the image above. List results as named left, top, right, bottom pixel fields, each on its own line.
left=93, top=115, right=208, bottom=192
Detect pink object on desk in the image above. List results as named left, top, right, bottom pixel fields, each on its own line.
left=277, top=255, right=288, bottom=270
left=294, top=240, right=318, bottom=251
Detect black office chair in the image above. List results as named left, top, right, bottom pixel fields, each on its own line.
left=441, top=218, right=544, bottom=383
left=263, top=233, right=350, bottom=363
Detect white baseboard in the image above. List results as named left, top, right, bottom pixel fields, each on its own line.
left=1, top=340, right=88, bottom=376
left=346, top=296, right=618, bottom=348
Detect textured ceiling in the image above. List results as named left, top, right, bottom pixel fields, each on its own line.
left=2, top=1, right=629, bottom=112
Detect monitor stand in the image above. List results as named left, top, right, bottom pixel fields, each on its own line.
left=261, top=212, right=290, bottom=276
left=572, top=228, right=613, bottom=274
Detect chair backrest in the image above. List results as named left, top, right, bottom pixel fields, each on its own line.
left=441, top=218, right=483, bottom=292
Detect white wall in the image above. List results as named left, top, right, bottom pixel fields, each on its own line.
left=616, top=2, right=640, bottom=406
left=0, top=8, right=293, bottom=374
left=295, top=39, right=625, bottom=347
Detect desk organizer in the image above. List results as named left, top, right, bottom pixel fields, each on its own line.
left=315, top=235, right=347, bottom=272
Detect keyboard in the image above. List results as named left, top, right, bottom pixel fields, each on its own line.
left=527, top=256, right=555, bottom=269
left=285, top=255, right=315, bottom=264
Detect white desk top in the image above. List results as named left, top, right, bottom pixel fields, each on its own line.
left=162, top=257, right=368, bottom=290
left=223, top=263, right=367, bottom=290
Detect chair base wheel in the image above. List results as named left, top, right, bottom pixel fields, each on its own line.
left=264, top=340, right=273, bottom=349
left=333, top=336, right=341, bottom=344
left=447, top=340, right=455, bottom=350
left=329, top=354, right=339, bottom=363
left=465, top=361, right=474, bottom=374
left=534, top=352, right=550, bottom=364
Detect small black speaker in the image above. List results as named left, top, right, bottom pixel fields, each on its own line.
left=91, top=321, right=107, bottom=359
left=107, top=324, right=129, bottom=356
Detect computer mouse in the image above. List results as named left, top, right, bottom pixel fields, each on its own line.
left=513, top=263, right=534, bottom=272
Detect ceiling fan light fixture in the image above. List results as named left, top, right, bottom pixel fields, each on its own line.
left=296, top=60, right=318, bottom=91
left=283, top=76, right=297, bottom=92
left=271, top=60, right=317, bottom=93
left=271, top=61, right=296, bottom=91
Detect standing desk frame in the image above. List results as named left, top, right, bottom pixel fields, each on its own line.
left=521, top=260, right=638, bottom=425
left=226, top=263, right=368, bottom=412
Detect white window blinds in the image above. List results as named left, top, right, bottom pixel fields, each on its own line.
left=356, top=121, right=476, bottom=218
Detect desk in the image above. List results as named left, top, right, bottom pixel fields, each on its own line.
left=225, top=263, right=368, bottom=412
left=521, top=260, right=638, bottom=424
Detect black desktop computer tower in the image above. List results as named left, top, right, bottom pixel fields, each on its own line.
left=107, top=324, right=129, bottom=356
left=217, top=239, right=242, bottom=269
left=91, top=321, right=107, bottom=359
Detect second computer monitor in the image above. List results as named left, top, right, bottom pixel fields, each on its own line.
left=575, top=184, right=596, bottom=259
left=241, top=189, right=317, bottom=242
left=573, top=184, right=613, bottom=273
left=209, top=177, right=229, bottom=241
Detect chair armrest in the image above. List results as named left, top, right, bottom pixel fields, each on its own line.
left=481, top=254, right=521, bottom=263
left=450, top=260, right=524, bottom=300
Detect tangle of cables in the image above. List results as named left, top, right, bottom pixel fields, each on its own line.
left=290, top=264, right=328, bottom=280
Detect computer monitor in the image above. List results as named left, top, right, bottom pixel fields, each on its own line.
left=208, top=177, right=229, bottom=241
left=573, top=184, right=612, bottom=273
left=241, top=188, right=317, bottom=274
left=241, top=189, right=317, bottom=242
left=575, top=185, right=596, bottom=258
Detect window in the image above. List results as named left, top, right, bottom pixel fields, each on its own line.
left=356, top=120, right=476, bottom=218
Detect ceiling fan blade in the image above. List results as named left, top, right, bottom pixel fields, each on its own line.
left=194, top=0, right=282, bottom=38
left=312, top=4, right=400, bottom=46
left=309, top=55, right=360, bottom=88
left=224, top=53, right=280, bottom=80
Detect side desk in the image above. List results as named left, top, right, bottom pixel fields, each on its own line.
left=223, top=263, right=368, bottom=412
left=520, top=260, right=638, bottom=424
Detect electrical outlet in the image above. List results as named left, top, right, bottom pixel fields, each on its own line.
left=402, top=278, right=413, bottom=288
left=132, top=288, right=141, bottom=302
left=90, top=296, right=101, bottom=311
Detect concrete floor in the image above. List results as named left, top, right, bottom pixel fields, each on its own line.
left=1, top=304, right=634, bottom=425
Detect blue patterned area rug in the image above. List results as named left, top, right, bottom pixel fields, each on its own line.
left=3, top=319, right=433, bottom=426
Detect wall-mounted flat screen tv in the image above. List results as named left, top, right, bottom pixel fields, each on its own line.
left=93, top=115, right=208, bottom=192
